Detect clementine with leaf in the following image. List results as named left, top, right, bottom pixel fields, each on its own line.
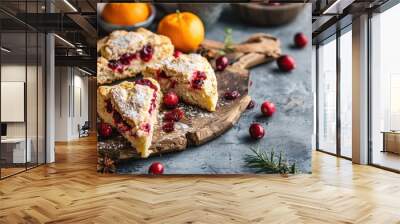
left=157, top=11, right=205, bottom=53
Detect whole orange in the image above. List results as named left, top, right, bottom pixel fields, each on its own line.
left=102, top=3, right=150, bottom=26
left=157, top=11, right=205, bottom=53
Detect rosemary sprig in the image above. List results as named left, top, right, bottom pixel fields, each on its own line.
left=244, top=148, right=296, bottom=175
left=218, top=28, right=234, bottom=55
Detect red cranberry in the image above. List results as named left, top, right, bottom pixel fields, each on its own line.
left=162, top=121, right=175, bottom=133
left=277, top=55, right=296, bottom=72
left=108, top=59, right=123, bottom=72
left=163, top=92, right=179, bottom=109
left=216, top=56, right=229, bottom=71
left=99, top=123, right=113, bottom=138
left=249, top=123, right=265, bottom=139
left=224, top=90, right=240, bottom=100
left=140, top=45, right=153, bottom=62
left=164, top=108, right=184, bottom=122
left=173, top=50, right=182, bottom=58
left=294, top=33, right=308, bottom=48
left=191, top=71, right=207, bottom=89
left=135, top=79, right=158, bottom=91
left=261, top=100, right=276, bottom=117
left=105, top=100, right=113, bottom=113
left=247, top=100, right=255, bottom=110
left=140, top=123, right=150, bottom=133
left=148, top=162, right=164, bottom=175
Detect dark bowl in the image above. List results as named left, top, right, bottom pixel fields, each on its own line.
left=231, top=3, right=304, bottom=26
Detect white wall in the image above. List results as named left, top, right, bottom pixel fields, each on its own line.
left=54, top=67, right=89, bottom=141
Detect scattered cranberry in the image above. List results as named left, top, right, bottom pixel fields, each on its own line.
left=173, top=50, right=182, bottom=58
left=140, top=45, right=154, bottom=62
left=163, top=92, right=179, bottom=109
left=216, top=56, right=229, bottom=71
left=261, top=100, right=276, bottom=117
left=108, top=60, right=123, bottom=72
left=105, top=100, right=113, bottom=113
left=247, top=100, right=255, bottom=110
left=294, top=33, right=308, bottom=48
left=135, top=79, right=158, bottom=91
left=164, top=108, right=184, bottom=122
left=99, top=123, right=113, bottom=138
left=162, top=121, right=175, bottom=133
left=277, top=55, right=296, bottom=72
left=191, top=71, right=207, bottom=89
left=249, top=123, right=265, bottom=139
left=148, top=162, right=164, bottom=175
left=224, top=90, right=241, bottom=100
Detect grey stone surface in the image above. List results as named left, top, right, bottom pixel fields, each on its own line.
left=116, top=4, right=313, bottom=174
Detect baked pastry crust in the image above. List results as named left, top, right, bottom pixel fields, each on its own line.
left=97, top=28, right=174, bottom=85
left=97, top=79, right=162, bottom=158
left=144, top=53, right=218, bottom=112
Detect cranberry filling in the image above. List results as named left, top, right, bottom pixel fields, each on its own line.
left=110, top=107, right=135, bottom=134
left=107, top=45, right=153, bottom=73
left=119, top=53, right=137, bottom=65
left=140, top=45, right=154, bottom=62
left=140, top=123, right=151, bottom=133
left=135, top=79, right=158, bottom=91
left=105, top=100, right=113, bottom=113
left=135, top=79, right=159, bottom=114
left=108, top=60, right=123, bottom=73
left=191, top=71, right=207, bottom=89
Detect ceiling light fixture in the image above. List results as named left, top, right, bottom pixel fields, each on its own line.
left=322, top=0, right=355, bottom=15
left=54, top=34, right=75, bottom=48
left=63, top=0, right=78, bottom=12
left=1, top=47, right=11, bottom=53
left=77, top=67, right=93, bottom=76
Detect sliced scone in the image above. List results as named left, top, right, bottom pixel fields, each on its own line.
left=97, top=28, right=174, bottom=85
left=143, top=53, right=218, bottom=112
left=97, top=79, right=162, bottom=158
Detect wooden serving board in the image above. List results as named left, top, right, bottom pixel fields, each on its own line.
left=98, top=33, right=280, bottom=160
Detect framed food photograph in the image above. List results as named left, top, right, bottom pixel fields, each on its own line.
left=96, top=2, right=313, bottom=175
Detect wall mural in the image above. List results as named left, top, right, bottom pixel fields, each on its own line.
left=97, top=3, right=313, bottom=174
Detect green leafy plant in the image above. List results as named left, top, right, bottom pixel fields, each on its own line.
left=244, top=148, right=296, bottom=175
left=218, top=28, right=234, bottom=55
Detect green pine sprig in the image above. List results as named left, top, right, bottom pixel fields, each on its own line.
left=244, top=148, right=296, bottom=175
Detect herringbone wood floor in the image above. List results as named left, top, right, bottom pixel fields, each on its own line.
left=1, top=135, right=400, bottom=224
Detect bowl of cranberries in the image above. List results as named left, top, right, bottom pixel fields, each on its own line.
left=231, top=2, right=304, bottom=26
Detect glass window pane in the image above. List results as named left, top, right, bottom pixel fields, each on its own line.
left=318, top=37, right=337, bottom=154
left=371, top=4, right=400, bottom=171
left=1, top=31, right=27, bottom=177
left=340, top=29, right=352, bottom=158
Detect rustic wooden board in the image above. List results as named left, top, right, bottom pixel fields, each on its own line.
left=98, top=33, right=280, bottom=160
left=115, top=67, right=251, bottom=160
